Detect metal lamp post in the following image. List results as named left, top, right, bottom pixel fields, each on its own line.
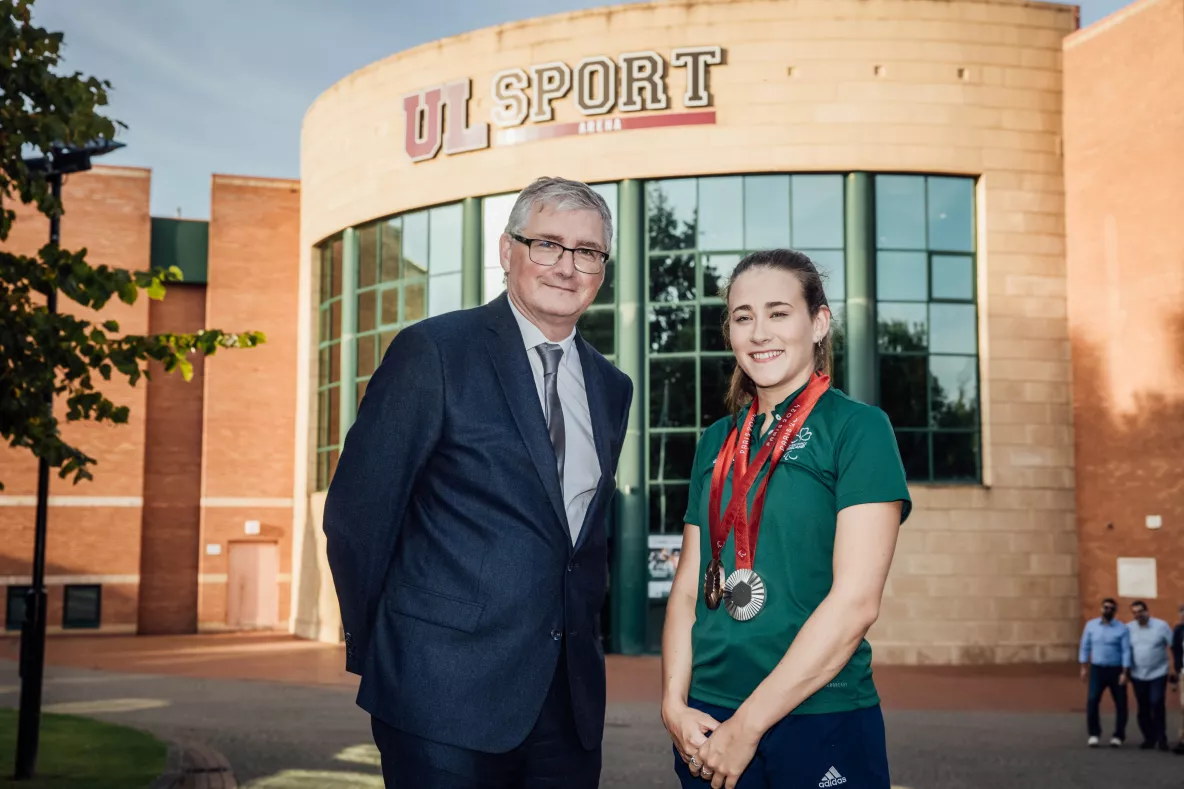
left=15, top=138, right=126, bottom=780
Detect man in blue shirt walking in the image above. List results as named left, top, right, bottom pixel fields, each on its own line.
left=1127, top=600, right=1177, bottom=751
left=1079, top=597, right=1130, bottom=747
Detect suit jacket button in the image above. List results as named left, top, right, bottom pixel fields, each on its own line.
left=550, top=629, right=562, bottom=641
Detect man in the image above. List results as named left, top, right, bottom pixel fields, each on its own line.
left=1127, top=600, right=1176, bottom=751
left=324, top=176, right=633, bottom=788
left=1079, top=597, right=1131, bottom=747
left=1172, top=604, right=1184, bottom=754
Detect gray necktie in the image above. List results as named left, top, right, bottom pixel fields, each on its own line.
left=535, top=343, right=566, bottom=490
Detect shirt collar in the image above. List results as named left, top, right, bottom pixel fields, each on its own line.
left=739, top=377, right=812, bottom=426
left=506, top=292, right=577, bottom=362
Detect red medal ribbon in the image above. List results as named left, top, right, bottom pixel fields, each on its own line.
left=707, top=372, right=830, bottom=570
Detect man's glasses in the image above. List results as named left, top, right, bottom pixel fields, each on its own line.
left=511, top=233, right=608, bottom=275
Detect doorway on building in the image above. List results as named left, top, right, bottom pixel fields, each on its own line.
left=227, top=541, right=279, bottom=629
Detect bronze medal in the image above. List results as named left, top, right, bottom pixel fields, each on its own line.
left=703, top=558, right=724, bottom=610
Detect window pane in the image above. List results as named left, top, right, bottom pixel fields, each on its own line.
left=929, top=303, right=977, bottom=354
left=429, top=204, right=463, bottom=275
left=404, top=282, right=426, bottom=322
left=792, top=175, right=844, bottom=248
left=877, top=303, right=928, bottom=352
left=578, top=310, right=615, bottom=356
left=331, top=237, right=344, bottom=297
left=380, top=219, right=401, bottom=282
left=328, top=342, right=341, bottom=384
left=875, top=175, right=926, bottom=250
left=649, top=433, right=697, bottom=481
left=879, top=355, right=927, bottom=428
left=650, top=359, right=696, bottom=427
left=895, top=431, right=930, bottom=481
left=698, top=176, right=743, bottom=251
left=381, top=287, right=400, bottom=326
left=318, top=306, right=328, bottom=343
left=699, top=304, right=727, bottom=352
left=357, top=224, right=378, bottom=288
left=933, top=432, right=978, bottom=480
left=804, top=249, right=846, bottom=302
left=743, top=175, right=790, bottom=249
left=328, top=448, right=340, bottom=481
left=317, top=390, right=330, bottom=446
left=380, top=330, right=398, bottom=358
left=876, top=251, right=927, bottom=301
left=357, top=334, right=377, bottom=378
left=930, top=355, right=978, bottom=428
left=356, top=378, right=369, bottom=407
left=650, top=255, right=695, bottom=302
left=318, top=347, right=330, bottom=386
left=648, top=305, right=695, bottom=353
left=6, top=587, right=28, bottom=631
left=702, top=253, right=740, bottom=301
left=402, top=211, right=429, bottom=277
left=482, top=193, right=517, bottom=271
left=647, top=179, right=697, bottom=251
left=830, top=303, right=846, bottom=394
left=928, top=177, right=975, bottom=252
left=700, top=356, right=733, bottom=427
left=932, top=254, right=974, bottom=301
left=316, top=450, right=329, bottom=490
left=594, top=260, right=615, bottom=305
left=357, top=290, right=377, bottom=334
left=63, top=585, right=100, bottom=628
left=320, top=245, right=332, bottom=301
left=330, top=300, right=342, bottom=340
left=428, top=272, right=462, bottom=316
left=591, top=183, right=619, bottom=255
left=483, top=266, right=505, bottom=304
left=328, top=386, right=340, bottom=446
left=649, top=484, right=690, bottom=533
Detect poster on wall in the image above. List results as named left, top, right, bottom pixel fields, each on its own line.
left=648, top=534, right=683, bottom=599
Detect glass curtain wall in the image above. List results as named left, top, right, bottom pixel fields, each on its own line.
left=643, top=175, right=848, bottom=536
left=314, top=203, right=464, bottom=491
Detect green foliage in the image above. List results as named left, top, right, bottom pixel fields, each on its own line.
left=0, top=0, right=265, bottom=491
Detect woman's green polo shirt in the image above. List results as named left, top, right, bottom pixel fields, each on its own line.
left=683, top=382, right=911, bottom=714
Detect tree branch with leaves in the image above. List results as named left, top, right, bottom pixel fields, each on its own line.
left=0, top=0, right=265, bottom=491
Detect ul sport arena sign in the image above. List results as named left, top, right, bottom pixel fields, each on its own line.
left=402, top=46, right=725, bottom=162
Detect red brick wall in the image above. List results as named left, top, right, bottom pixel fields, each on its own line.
left=0, top=166, right=152, bottom=631
left=1064, top=0, right=1184, bottom=622
left=199, top=175, right=300, bottom=628
left=139, top=284, right=207, bottom=634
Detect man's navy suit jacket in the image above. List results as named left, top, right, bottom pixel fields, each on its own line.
left=323, top=292, right=633, bottom=753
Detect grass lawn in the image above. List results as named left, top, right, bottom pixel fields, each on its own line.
left=0, top=708, right=166, bottom=788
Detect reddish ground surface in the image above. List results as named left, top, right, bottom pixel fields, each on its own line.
left=0, top=632, right=1088, bottom=713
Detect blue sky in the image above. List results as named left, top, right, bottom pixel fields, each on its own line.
left=32, top=0, right=1136, bottom=220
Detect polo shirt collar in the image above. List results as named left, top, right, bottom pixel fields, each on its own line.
left=506, top=291, right=577, bottom=361
left=740, top=377, right=812, bottom=426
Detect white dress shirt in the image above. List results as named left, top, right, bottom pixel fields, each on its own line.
left=507, top=295, right=601, bottom=545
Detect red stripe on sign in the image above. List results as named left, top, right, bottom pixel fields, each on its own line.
left=493, top=110, right=716, bottom=148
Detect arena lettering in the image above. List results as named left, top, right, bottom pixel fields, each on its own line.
left=402, top=46, right=725, bottom=161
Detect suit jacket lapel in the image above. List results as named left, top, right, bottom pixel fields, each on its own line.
left=574, top=334, right=615, bottom=554
left=485, top=295, right=567, bottom=530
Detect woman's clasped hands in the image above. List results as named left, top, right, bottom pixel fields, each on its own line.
left=662, top=701, right=761, bottom=789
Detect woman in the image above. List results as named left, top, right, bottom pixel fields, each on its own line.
left=660, top=249, right=911, bottom=789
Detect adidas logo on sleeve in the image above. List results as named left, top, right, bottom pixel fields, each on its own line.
left=819, top=766, right=848, bottom=787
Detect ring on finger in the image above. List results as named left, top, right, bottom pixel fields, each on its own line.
left=701, top=767, right=714, bottom=778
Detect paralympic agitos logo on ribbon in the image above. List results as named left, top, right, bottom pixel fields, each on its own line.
left=401, top=46, right=726, bottom=162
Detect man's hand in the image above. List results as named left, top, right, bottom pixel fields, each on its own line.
left=1119, top=671, right=1128, bottom=687
left=661, top=701, right=719, bottom=768
left=689, top=716, right=761, bottom=789
left=1080, top=664, right=1088, bottom=682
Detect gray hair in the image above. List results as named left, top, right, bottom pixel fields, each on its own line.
left=504, top=176, right=613, bottom=252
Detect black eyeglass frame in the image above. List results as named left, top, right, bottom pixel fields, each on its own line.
left=510, top=233, right=608, bottom=275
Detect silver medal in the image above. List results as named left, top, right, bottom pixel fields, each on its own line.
left=722, top=568, right=766, bottom=621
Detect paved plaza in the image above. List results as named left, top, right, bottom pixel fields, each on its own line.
left=1, top=634, right=1181, bottom=788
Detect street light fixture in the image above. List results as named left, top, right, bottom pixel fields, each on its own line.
left=15, top=138, right=126, bottom=781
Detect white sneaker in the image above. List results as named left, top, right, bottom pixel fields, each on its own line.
left=1088, top=736, right=1099, bottom=747
left=1110, top=736, right=1123, bottom=747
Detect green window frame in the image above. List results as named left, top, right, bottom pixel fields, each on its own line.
left=315, top=236, right=345, bottom=490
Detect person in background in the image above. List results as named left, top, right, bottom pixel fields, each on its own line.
left=1127, top=600, right=1176, bottom=751
left=1171, top=604, right=1184, bottom=755
left=1079, top=597, right=1130, bottom=747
